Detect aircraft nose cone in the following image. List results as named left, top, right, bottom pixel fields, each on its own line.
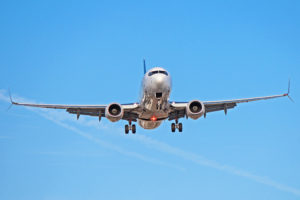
left=152, top=74, right=170, bottom=91
left=155, top=75, right=164, bottom=87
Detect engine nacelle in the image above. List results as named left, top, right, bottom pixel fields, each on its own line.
left=105, top=103, right=124, bottom=122
left=186, top=100, right=205, bottom=120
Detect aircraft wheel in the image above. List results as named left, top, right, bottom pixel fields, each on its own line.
left=132, top=124, right=136, bottom=134
left=171, top=123, right=176, bottom=132
left=125, top=125, right=129, bottom=134
left=178, top=123, right=183, bottom=132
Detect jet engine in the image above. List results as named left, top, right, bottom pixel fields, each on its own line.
left=105, top=103, right=124, bottom=122
left=186, top=100, right=205, bottom=120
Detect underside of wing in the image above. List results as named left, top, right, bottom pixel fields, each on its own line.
left=12, top=100, right=140, bottom=121
left=204, top=102, right=237, bottom=113
left=169, top=92, right=288, bottom=120
left=12, top=102, right=107, bottom=109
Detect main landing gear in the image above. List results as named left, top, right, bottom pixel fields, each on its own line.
left=171, top=119, right=182, bottom=133
left=125, top=121, right=136, bottom=134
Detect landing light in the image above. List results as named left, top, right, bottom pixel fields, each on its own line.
left=150, top=115, right=157, bottom=121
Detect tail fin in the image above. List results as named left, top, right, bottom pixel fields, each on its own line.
left=143, top=59, right=147, bottom=74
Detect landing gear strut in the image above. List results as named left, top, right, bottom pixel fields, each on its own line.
left=171, top=119, right=183, bottom=133
left=125, top=121, right=136, bottom=134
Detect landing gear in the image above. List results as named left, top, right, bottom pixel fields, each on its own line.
left=125, top=125, right=129, bottom=134
left=178, top=123, right=183, bottom=132
left=132, top=124, right=136, bottom=134
left=171, top=119, right=183, bottom=133
left=171, top=123, right=176, bottom=132
left=125, top=121, right=136, bottom=134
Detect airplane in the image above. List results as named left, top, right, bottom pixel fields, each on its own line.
left=10, top=60, right=292, bottom=134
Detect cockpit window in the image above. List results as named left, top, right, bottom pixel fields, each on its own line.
left=159, top=71, right=168, bottom=76
left=148, top=71, right=158, bottom=76
left=148, top=70, right=168, bottom=76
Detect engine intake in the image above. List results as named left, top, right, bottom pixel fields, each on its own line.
left=105, top=103, right=124, bottom=122
left=186, top=100, right=205, bottom=120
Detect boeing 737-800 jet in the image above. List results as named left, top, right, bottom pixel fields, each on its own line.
left=11, top=61, right=291, bottom=134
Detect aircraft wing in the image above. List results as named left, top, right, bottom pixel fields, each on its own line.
left=11, top=101, right=140, bottom=121
left=168, top=93, right=289, bottom=120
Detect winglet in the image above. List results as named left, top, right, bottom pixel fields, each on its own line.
left=143, top=59, right=147, bottom=74
left=7, top=89, right=15, bottom=111
left=8, top=89, right=13, bottom=103
left=288, top=78, right=291, bottom=94
left=285, top=79, right=294, bottom=102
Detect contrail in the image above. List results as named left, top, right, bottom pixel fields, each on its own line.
left=0, top=90, right=185, bottom=171
left=1, top=90, right=299, bottom=196
left=40, top=112, right=185, bottom=171
left=131, top=134, right=300, bottom=196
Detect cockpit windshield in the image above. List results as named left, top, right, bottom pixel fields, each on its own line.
left=148, top=70, right=168, bottom=76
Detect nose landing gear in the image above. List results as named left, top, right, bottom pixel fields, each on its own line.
left=125, top=121, right=136, bottom=134
left=171, top=119, right=183, bottom=133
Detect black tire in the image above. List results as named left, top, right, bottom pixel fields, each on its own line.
left=171, top=123, right=176, bottom=132
left=125, top=125, right=129, bottom=134
left=178, top=123, right=183, bottom=132
left=132, top=124, right=136, bottom=134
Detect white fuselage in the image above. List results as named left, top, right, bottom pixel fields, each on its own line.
left=138, top=67, right=172, bottom=129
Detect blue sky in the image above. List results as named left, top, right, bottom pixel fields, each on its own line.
left=0, top=0, right=299, bottom=199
